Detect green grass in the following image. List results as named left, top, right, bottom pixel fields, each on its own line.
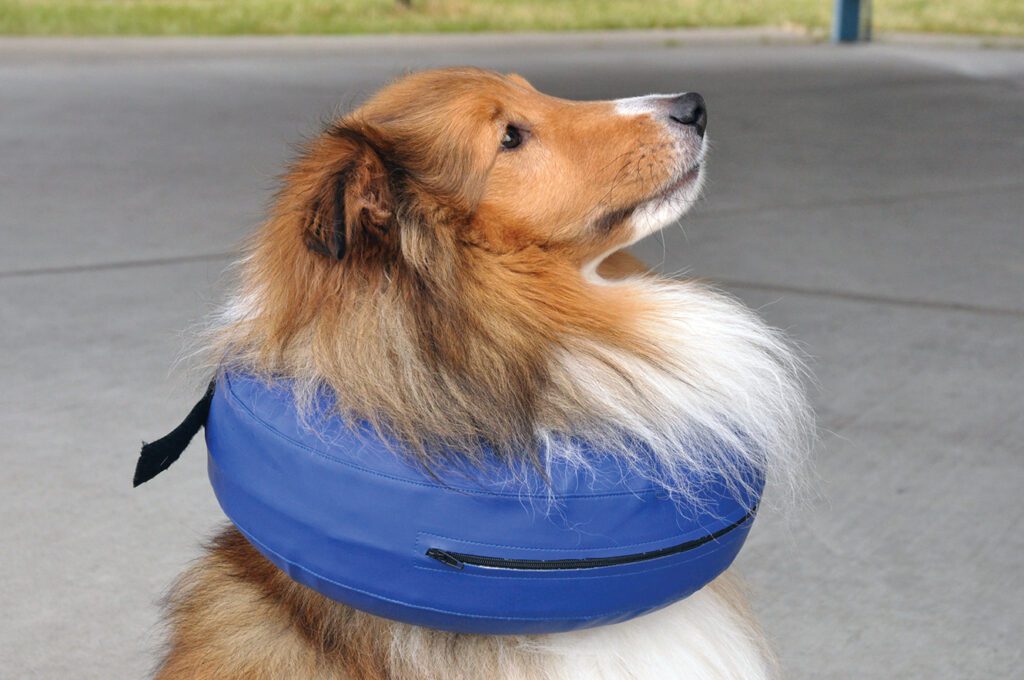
left=0, top=0, right=1020, bottom=38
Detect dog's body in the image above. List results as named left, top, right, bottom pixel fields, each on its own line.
left=154, top=69, right=811, bottom=679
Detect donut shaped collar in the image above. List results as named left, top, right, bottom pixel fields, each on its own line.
left=145, top=372, right=762, bottom=635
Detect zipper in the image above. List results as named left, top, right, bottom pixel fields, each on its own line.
left=425, top=507, right=755, bottom=571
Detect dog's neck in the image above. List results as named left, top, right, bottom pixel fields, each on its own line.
left=206, top=237, right=810, bottom=500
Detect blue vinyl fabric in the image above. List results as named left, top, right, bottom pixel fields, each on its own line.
left=205, top=372, right=763, bottom=635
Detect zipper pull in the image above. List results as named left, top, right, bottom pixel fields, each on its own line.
left=426, top=548, right=464, bottom=570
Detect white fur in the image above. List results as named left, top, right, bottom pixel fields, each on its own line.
left=218, top=288, right=261, bottom=326
left=628, top=161, right=707, bottom=242
left=389, top=585, right=775, bottom=680
left=546, top=276, right=811, bottom=505
left=613, top=93, right=684, bottom=116
left=536, top=590, right=774, bottom=680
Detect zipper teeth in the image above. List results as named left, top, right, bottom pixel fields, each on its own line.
left=426, top=507, right=755, bottom=571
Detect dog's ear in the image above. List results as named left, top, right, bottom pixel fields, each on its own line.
left=302, top=127, right=395, bottom=262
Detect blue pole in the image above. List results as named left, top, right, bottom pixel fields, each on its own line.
left=833, top=0, right=864, bottom=42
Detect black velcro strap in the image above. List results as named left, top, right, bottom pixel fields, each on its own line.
left=133, top=381, right=215, bottom=487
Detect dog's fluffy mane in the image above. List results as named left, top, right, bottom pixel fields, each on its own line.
left=202, top=93, right=812, bottom=504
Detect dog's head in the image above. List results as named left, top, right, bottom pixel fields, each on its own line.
left=226, top=67, right=713, bottom=455
left=293, top=67, right=707, bottom=270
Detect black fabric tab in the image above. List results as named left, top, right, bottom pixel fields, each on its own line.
left=133, top=381, right=215, bottom=487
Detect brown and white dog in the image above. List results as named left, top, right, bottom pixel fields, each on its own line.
left=156, top=68, right=811, bottom=680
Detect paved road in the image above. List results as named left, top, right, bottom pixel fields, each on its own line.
left=2, top=34, right=1022, bottom=679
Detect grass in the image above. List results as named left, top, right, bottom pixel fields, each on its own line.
left=0, top=0, right=1020, bottom=38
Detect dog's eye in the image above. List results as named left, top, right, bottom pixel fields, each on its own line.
left=501, top=124, right=523, bottom=150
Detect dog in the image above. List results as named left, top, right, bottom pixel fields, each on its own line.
left=154, top=68, right=811, bottom=680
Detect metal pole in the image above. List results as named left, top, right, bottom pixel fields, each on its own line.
left=833, top=0, right=868, bottom=43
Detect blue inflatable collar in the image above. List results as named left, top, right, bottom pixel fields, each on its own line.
left=200, top=372, right=761, bottom=634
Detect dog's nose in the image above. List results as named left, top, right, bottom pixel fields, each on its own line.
left=668, top=93, right=707, bottom=137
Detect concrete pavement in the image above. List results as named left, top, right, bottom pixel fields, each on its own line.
left=1, top=34, right=1022, bottom=679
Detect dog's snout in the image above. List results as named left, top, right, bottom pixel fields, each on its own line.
left=668, top=93, right=707, bottom=137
